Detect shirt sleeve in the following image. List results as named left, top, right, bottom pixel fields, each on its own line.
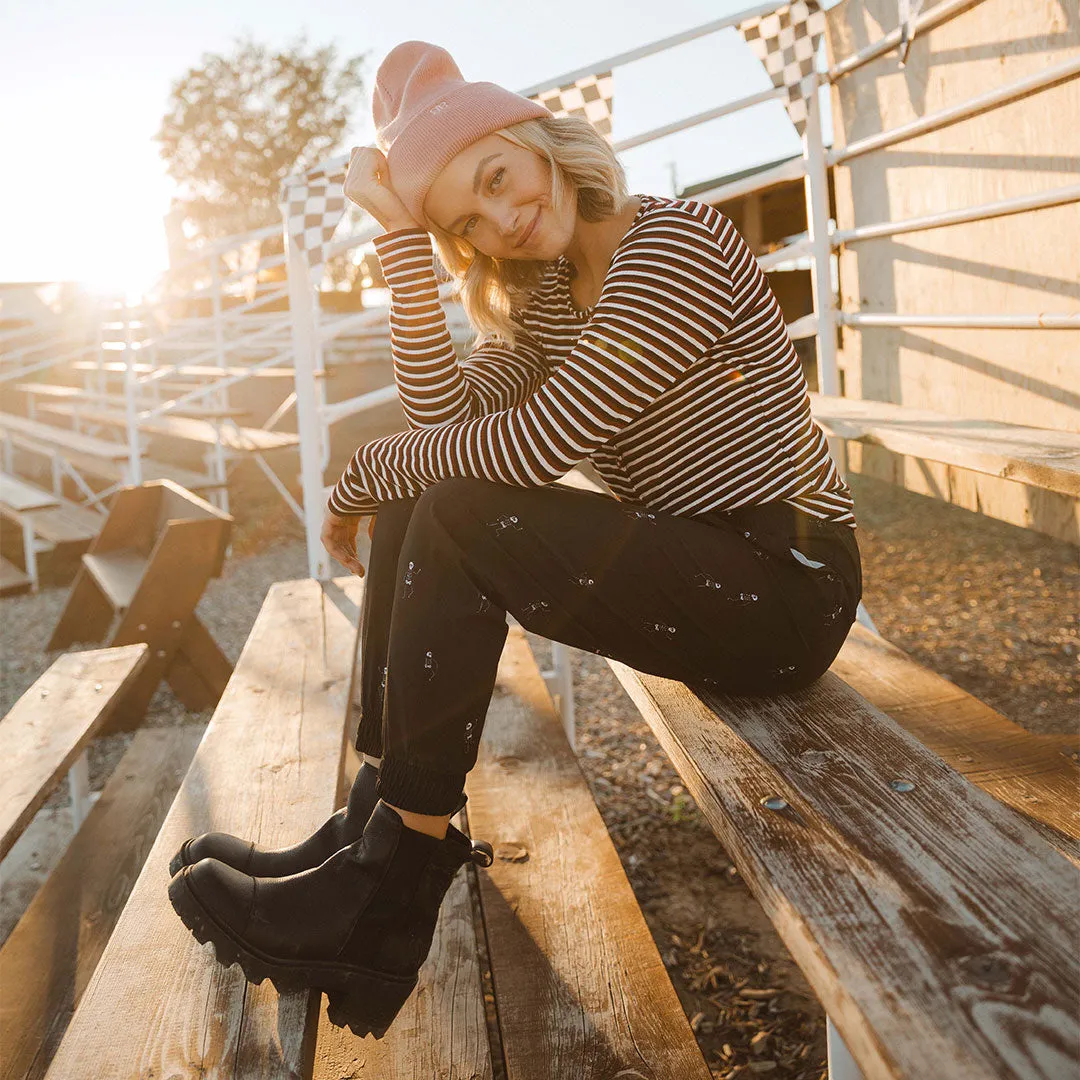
left=328, top=213, right=735, bottom=516
left=372, top=228, right=550, bottom=428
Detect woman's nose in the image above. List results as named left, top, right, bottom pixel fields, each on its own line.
left=498, top=209, right=522, bottom=241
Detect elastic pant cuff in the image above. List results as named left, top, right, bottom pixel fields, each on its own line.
left=376, top=756, right=467, bottom=816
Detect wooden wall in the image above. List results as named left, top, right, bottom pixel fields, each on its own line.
left=824, top=0, right=1080, bottom=543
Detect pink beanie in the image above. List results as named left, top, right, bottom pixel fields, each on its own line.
left=372, top=41, right=551, bottom=229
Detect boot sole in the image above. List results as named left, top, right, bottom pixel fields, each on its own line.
left=167, top=869, right=416, bottom=1038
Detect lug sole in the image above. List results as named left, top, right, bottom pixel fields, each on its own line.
left=167, top=869, right=416, bottom=1038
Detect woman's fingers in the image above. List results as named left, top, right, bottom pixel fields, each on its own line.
left=321, top=514, right=365, bottom=576
left=343, top=146, right=420, bottom=231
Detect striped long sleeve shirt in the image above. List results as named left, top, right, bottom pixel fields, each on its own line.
left=328, top=192, right=856, bottom=528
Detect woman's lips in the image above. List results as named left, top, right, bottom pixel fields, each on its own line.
left=516, top=208, right=540, bottom=248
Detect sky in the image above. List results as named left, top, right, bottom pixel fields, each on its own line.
left=0, top=0, right=834, bottom=296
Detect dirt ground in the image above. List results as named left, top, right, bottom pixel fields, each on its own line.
left=1, top=466, right=1076, bottom=1079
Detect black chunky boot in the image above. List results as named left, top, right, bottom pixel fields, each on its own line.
left=168, top=761, right=468, bottom=878
left=167, top=799, right=495, bottom=1038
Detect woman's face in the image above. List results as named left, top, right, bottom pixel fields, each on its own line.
left=422, top=133, right=574, bottom=260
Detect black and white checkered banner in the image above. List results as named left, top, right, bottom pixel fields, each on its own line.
left=279, top=163, right=348, bottom=272
left=528, top=70, right=615, bottom=143
left=738, top=0, right=826, bottom=137
left=277, top=71, right=615, bottom=271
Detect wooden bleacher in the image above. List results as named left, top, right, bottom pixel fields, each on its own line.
left=34, top=403, right=299, bottom=454
left=0, top=411, right=227, bottom=497
left=38, top=580, right=713, bottom=1078
left=6, top=473, right=1075, bottom=1077
left=47, top=479, right=234, bottom=731
left=0, top=649, right=200, bottom=1080
left=13, top=382, right=250, bottom=421
left=556, top=465, right=1079, bottom=1078
left=1, top=472, right=103, bottom=590
left=70, top=360, right=303, bottom=379
left=809, top=392, right=1080, bottom=498
left=0, top=645, right=149, bottom=862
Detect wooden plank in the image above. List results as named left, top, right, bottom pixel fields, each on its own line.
left=808, top=392, right=1080, bottom=497
left=104, top=518, right=231, bottom=730
left=165, top=616, right=234, bottom=712
left=36, top=403, right=299, bottom=453
left=82, top=550, right=146, bottom=610
left=601, top=657, right=1080, bottom=1080
left=0, top=471, right=59, bottom=512
left=29, top=500, right=105, bottom=547
left=71, top=360, right=301, bottom=378
left=0, top=726, right=203, bottom=1080
left=0, top=644, right=149, bottom=860
left=42, top=577, right=364, bottom=1080
left=13, top=382, right=249, bottom=419
left=5, top=440, right=227, bottom=492
left=833, top=622, right=1080, bottom=863
left=0, top=413, right=131, bottom=461
left=0, top=555, right=31, bottom=596
left=465, top=627, right=712, bottom=1080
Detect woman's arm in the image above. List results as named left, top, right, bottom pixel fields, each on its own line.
left=328, top=212, right=734, bottom=516
left=373, top=228, right=550, bottom=428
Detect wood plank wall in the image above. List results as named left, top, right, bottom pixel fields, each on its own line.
left=824, top=0, right=1080, bottom=543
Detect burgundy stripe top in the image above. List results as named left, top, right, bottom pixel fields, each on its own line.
left=327, top=192, right=856, bottom=528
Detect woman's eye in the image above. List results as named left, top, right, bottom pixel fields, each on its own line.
left=462, top=168, right=506, bottom=236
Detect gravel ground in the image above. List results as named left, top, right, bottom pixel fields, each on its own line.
left=1, top=471, right=1075, bottom=1078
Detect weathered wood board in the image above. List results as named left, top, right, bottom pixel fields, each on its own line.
left=41, top=578, right=363, bottom=1080
left=465, top=627, right=713, bottom=1080
left=0, top=726, right=203, bottom=1080
left=601, top=657, right=1080, bottom=1080
left=809, top=392, right=1080, bottom=497
left=0, top=644, right=149, bottom=860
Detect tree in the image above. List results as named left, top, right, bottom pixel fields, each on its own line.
left=156, top=34, right=366, bottom=286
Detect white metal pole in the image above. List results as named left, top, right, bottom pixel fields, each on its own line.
left=550, top=640, right=576, bottom=748
left=209, top=259, right=231, bottom=513
left=68, top=751, right=91, bottom=831
left=123, top=302, right=142, bottom=485
left=311, top=289, right=331, bottom=472
left=826, top=1016, right=865, bottom=1080
left=282, top=201, right=332, bottom=580
left=803, top=72, right=839, bottom=398
left=803, top=72, right=877, bottom=635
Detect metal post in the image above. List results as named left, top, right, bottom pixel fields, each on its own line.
left=550, top=640, right=576, bottom=749
left=312, top=292, right=332, bottom=472
left=282, top=198, right=332, bottom=580
left=20, top=518, right=40, bottom=591
left=826, top=1016, right=865, bottom=1080
left=803, top=71, right=840, bottom=397
left=208, top=260, right=231, bottom=514
left=68, top=751, right=91, bottom=831
left=123, top=302, right=142, bottom=485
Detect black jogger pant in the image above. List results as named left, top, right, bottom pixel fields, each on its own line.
left=354, top=476, right=863, bottom=815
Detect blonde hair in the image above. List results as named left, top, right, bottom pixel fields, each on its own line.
left=424, top=114, right=630, bottom=351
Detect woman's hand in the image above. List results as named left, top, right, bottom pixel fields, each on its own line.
left=343, top=146, right=423, bottom=233
left=321, top=509, right=377, bottom=576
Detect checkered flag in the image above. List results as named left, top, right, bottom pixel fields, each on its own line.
left=529, top=71, right=615, bottom=142
left=279, top=163, right=348, bottom=272
left=738, top=0, right=826, bottom=137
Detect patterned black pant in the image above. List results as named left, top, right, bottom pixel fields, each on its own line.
left=355, top=477, right=863, bottom=815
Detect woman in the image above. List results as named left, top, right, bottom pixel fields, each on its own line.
left=168, top=39, right=862, bottom=1038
